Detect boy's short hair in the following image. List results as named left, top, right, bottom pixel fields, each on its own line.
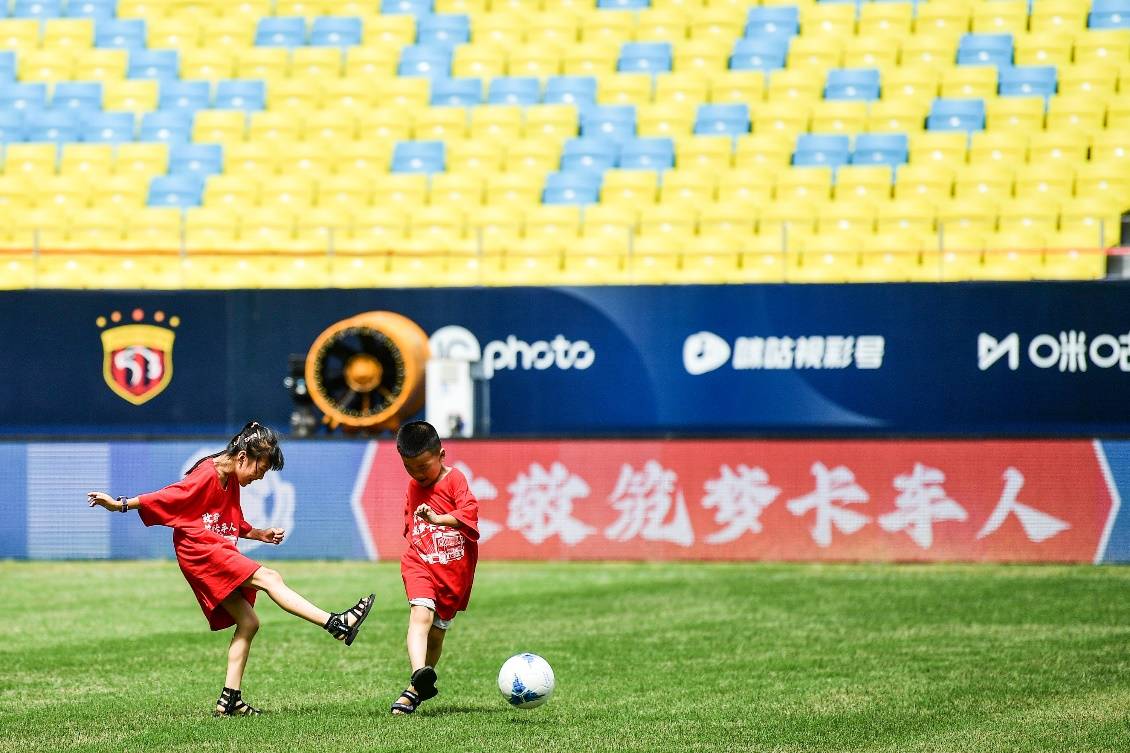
left=396, top=421, right=442, bottom=458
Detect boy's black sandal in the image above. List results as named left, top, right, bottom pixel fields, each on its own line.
left=390, top=688, right=421, bottom=715
left=213, top=687, right=260, bottom=717
left=324, top=593, right=374, bottom=645
left=410, top=665, right=439, bottom=701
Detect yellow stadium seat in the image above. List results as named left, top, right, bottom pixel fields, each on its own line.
left=899, top=32, right=961, bottom=68
left=371, top=174, right=428, bottom=208
left=466, top=205, right=522, bottom=245
left=413, top=106, right=469, bottom=140
left=809, top=101, right=868, bottom=133
left=236, top=47, right=288, bottom=79
left=58, top=144, right=113, bottom=178
left=879, top=66, right=938, bottom=103
left=258, top=176, right=316, bottom=210
left=0, top=175, right=33, bottom=210
left=659, top=169, right=715, bottom=204
left=523, top=104, right=578, bottom=139
left=526, top=205, right=582, bottom=239
left=972, top=0, right=1029, bottom=34
left=1013, top=163, right=1074, bottom=200
left=865, top=99, right=928, bottom=133
left=1029, top=0, right=1087, bottom=34
left=202, top=17, right=256, bottom=49
left=248, top=111, right=302, bottom=144
left=563, top=41, right=618, bottom=75
left=508, top=44, right=562, bottom=77
left=938, top=198, right=999, bottom=234
left=303, top=109, right=358, bottom=142
left=877, top=197, right=936, bottom=235
left=0, top=20, right=40, bottom=51
left=184, top=207, right=240, bottom=251
left=787, top=35, right=843, bottom=71
left=204, top=174, right=260, bottom=209
left=1027, top=131, right=1089, bottom=163
left=274, top=0, right=329, bottom=16
left=858, top=1, right=912, bottom=35
left=485, top=172, right=542, bottom=206
left=317, top=174, right=372, bottom=209
left=355, top=108, right=413, bottom=141
left=1090, top=130, right=1130, bottom=163
left=20, top=51, right=74, bottom=82
left=834, top=166, right=893, bottom=202
left=1042, top=231, right=1109, bottom=279
left=499, top=243, right=564, bottom=286
left=1046, top=95, right=1106, bottom=132
left=759, top=200, right=818, bottom=238
left=843, top=36, right=898, bottom=69
left=453, top=44, right=506, bottom=78
left=698, top=202, right=755, bottom=236
left=652, top=72, right=708, bottom=104
left=581, top=10, right=635, bottom=43
left=717, top=167, right=775, bottom=204
left=689, top=7, right=743, bottom=41
left=43, top=18, right=94, bottom=49
left=776, top=166, right=833, bottom=201
left=343, top=46, right=398, bottom=78
left=223, top=140, right=278, bottom=176
left=601, top=169, right=659, bottom=206
left=34, top=254, right=103, bottom=287
left=817, top=199, right=877, bottom=235
left=794, top=240, right=863, bottom=284
left=1074, top=163, right=1130, bottom=203
left=436, top=0, right=487, bottom=12
left=1073, top=30, right=1130, bottom=65
left=560, top=245, right=628, bottom=285
left=940, top=66, right=998, bottom=98
left=147, top=16, right=199, bottom=48
left=193, top=110, right=246, bottom=143
left=100, top=175, right=148, bottom=209
left=1107, top=99, right=1130, bottom=130
left=985, top=96, right=1045, bottom=131
left=968, top=132, right=1027, bottom=166
left=638, top=204, right=696, bottom=238
left=1014, top=31, right=1073, bottom=65
left=124, top=208, right=183, bottom=252
left=677, top=135, right=733, bottom=169
left=3, top=144, right=57, bottom=177
left=0, top=249, right=35, bottom=286
left=598, top=73, right=652, bottom=105
left=265, top=77, right=319, bottom=112
left=801, top=3, right=855, bottom=36
left=673, top=39, right=728, bottom=71
left=765, top=69, right=822, bottom=102
left=1059, top=63, right=1119, bottom=96
left=681, top=235, right=742, bottom=283
left=954, top=164, right=1014, bottom=201
left=326, top=254, right=383, bottom=285
left=502, top=140, right=551, bottom=172
left=635, top=8, right=688, bottom=42
left=66, top=210, right=125, bottom=250
left=526, top=12, right=579, bottom=47
left=857, top=232, right=928, bottom=282
left=236, top=207, right=297, bottom=250
left=998, top=198, right=1061, bottom=235
left=893, top=164, right=952, bottom=201
left=291, top=47, right=343, bottom=79
left=429, top=172, right=484, bottom=207
left=637, top=103, right=694, bottom=136
left=913, top=4, right=969, bottom=36
left=372, top=77, right=429, bottom=109
left=581, top=205, right=636, bottom=239
left=363, top=14, right=415, bottom=46
left=294, top=207, right=352, bottom=248
left=473, top=13, right=523, bottom=47
left=73, top=49, right=128, bottom=82
left=981, top=230, right=1047, bottom=280
left=179, top=48, right=233, bottom=80
left=909, top=132, right=968, bottom=165
left=707, top=70, right=764, bottom=104
left=753, top=100, right=811, bottom=134
left=350, top=207, right=408, bottom=245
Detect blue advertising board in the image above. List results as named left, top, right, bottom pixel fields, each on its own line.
left=0, top=282, right=1127, bottom=437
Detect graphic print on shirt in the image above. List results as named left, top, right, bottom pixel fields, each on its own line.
left=411, top=518, right=466, bottom=565
left=202, top=512, right=238, bottom=542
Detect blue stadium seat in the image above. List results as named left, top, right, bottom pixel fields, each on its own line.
left=543, top=171, right=601, bottom=205
left=825, top=69, right=881, bottom=100
left=1090, top=0, right=1130, bottom=28
left=214, top=80, right=265, bottom=110
left=580, top=104, right=636, bottom=140
left=694, top=103, right=749, bottom=135
left=998, top=65, right=1057, bottom=97
left=417, top=14, right=470, bottom=46
left=159, top=80, right=211, bottom=111
left=128, top=50, right=179, bottom=81
left=82, top=112, right=135, bottom=142
left=927, top=99, right=986, bottom=132
left=310, top=17, right=363, bottom=47
left=398, top=45, right=451, bottom=78
left=544, top=76, right=597, bottom=105
left=65, top=0, right=116, bottom=18
left=745, top=6, right=799, bottom=37
left=0, top=52, right=14, bottom=82
left=561, top=137, right=618, bottom=172
left=52, top=82, right=102, bottom=111
left=25, top=111, right=79, bottom=143
left=381, top=0, right=432, bottom=15
left=793, top=134, right=850, bottom=167
left=488, top=76, right=541, bottom=105
left=0, top=111, right=23, bottom=142
left=730, top=37, right=788, bottom=71
left=431, top=77, right=482, bottom=106
left=391, top=140, right=445, bottom=173
left=12, top=0, right=62, bottom=19
left=598, top=0, right=648, bottom=8
left=95, top=19, right=146, bottom=49
left=148, top=175, right=204, bottom=208
left=957, top=34, right=1013, bottom=67
left=618, top=42, right=672, bottom=73
left=169, top=143, right=223, bottom=179
left=255, top=17, right=306, bottom=47
left=619, top=137, right=674, bottom=170
left=139, top=111, right=194, bottom=142
left=851, top=133, right=909, bottom=166
left=0, top=83, right=48, bottom=112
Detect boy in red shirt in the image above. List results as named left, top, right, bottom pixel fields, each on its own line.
left=391, top=420, right=480, bottom=715
left=87, top=421, right=374, bottom=717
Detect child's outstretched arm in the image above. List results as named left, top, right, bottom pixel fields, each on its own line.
left=415, top=504, right=463, bottom=529
left=243, top=527, right=285, bottom=545
left=87, top=492, right=138, bottom=513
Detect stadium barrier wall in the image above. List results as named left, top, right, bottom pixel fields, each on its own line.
left=1, top=438, right=1127, bottom=563
left=0, top=281, right=1128, bottom=436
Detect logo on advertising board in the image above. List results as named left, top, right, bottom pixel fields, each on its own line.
left=683, top=331, right=886, bottom=375
left=429, top=325, right=596, bottom=378
left=97, top=309, right=178, bottom=405
left=979, top=331, right=1130, bottom=372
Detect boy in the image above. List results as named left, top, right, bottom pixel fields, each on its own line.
left=390, top=420, right=480, bottom=715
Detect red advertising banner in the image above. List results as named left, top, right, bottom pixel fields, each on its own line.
left=356, top=439, right=1115, bottom=563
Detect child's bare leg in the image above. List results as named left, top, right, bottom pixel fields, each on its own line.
left=425, top=624, right=446, bottom=668
left=405, top=604, right=433, bottom=670
left=244, top=567, right=330, bottom=626
left=217, top=594, right=259, bottom=714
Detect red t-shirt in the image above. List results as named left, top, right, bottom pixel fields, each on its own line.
left=400, top=466, right=480, bottom=620
left=138, top=460, right=261, bottom=630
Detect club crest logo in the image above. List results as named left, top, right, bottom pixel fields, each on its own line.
left=97, top=309, right=179, bottom=406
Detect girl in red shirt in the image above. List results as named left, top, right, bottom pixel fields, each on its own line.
left=87, top=421, right=373, bottom=717
left=390, top=421, right=480, bottom=715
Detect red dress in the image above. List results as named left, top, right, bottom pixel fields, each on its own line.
left=400, top=467, right=480, bottom=621
left=138, top=461, right=262, bottom=630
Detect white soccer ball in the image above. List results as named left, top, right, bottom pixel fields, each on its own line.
left=497, top=653, right=555, bottom=709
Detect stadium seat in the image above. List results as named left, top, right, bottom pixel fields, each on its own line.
left=561, top=137, right=618, bottom=172
left=1090, top=0, right=1130, bottom=29
left=957, top=34, right=1015, bottom=67
left=488, top=77, right=541, bottom=106
left=693, top=103, right=749, bottom=135
left=730, top=37, right=789, bottom=71
left=543, top=170, right=601, bottom=205
left=927, top=99, right=986, bottom=132
left=619, top=42, right=672, bottom=73
left=544, top=76, right=597, bottom=106
left=998, top=66, right=1058, bottom=97
left=618, top=137, right=674, bottom=170
left=824, top=69, right=880, bottom=101
left=793, top=134, right=850, bottom=167
left=852, top=133, right=909, bottom=166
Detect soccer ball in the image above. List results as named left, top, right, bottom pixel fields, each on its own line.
left=497, top=653, right=555, bottom=709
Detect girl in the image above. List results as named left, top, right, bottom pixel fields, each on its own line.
left=87, top=421, right=373, bottom=717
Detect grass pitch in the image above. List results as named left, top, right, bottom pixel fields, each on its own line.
left=1, top=561, right=1128, bottom=753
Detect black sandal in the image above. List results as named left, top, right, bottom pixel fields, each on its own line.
left=390, top=688, right=421, bottom=715
left=324, top=593, right=374, bottom=646
left=213, top=687, right=260, bottom=717
left=410, top=665, right=439, bottom=701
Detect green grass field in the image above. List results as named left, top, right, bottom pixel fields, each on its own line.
left=2, top=561, right=1128, bottom=753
